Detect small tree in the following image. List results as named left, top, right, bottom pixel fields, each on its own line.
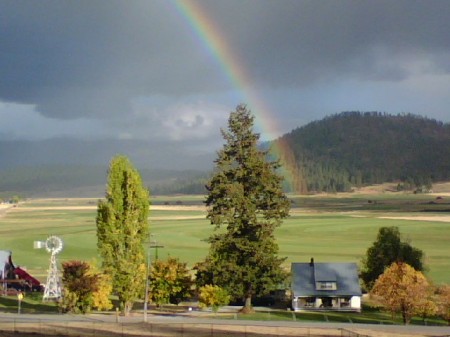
left=371, top=262, right=431, bottom=324
left=61, top=261, right=99, bottom=313
left=437, top=284, right=450, bottom=325
left=10, top=195, right=20, bottom=204
left=91, top=271, right=113, bottom=311
left=96, top=155, right=150, bottom=315
left=198, top=104, right=290, bottom=313
left=361, top=226, right=424, bottom=290
left=198, top=285, right=230, bottom=313
left=148, top=257, right=192, bottom=306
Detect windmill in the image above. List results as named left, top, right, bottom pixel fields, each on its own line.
left=35, top=236, right=63, bottom=301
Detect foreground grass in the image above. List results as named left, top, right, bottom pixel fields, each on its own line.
left=1, top=293, right=447, bottom=327
left=0, top=293, right=58, bottom=314
left=2, top=294, right=447, bottom=327
left=215, top=307, right=448, bottom=326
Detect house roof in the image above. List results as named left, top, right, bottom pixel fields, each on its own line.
left=291, top=262, right=362, bottom=297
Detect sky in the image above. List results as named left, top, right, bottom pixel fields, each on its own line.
left=1, top=0, right=450, bottom=169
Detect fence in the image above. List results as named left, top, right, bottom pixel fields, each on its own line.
left=0, top=320, right=371, bottom=337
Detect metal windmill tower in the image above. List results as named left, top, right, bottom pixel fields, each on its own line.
left=35, top=236, right=63, bottom=301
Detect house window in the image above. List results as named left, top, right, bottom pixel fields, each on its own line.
left=315, top=281, right=337, bottom=290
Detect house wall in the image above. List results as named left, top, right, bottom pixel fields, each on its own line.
left=292, top=296, right=361, bottom=311
left=350, top=296, right=361, bottom=309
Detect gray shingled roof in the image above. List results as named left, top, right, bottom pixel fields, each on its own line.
left=291, top=262, right=362, bottom=297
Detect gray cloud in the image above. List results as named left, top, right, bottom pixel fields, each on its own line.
left=0, top=0, right=449, bottom=168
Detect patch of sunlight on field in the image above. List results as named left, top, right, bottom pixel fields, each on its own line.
left=1, top=196, right=449, bottom=284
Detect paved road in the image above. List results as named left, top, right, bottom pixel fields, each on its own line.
left=1, top=312, right=450, bottom=337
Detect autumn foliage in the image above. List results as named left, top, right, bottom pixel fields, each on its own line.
left=371, top=262, right=432, bottom=324
left=198, top=285, right=230, bottom=312
left=148, top=257, right=192, bottom=306
left=437, top=285, right=450, bottom=325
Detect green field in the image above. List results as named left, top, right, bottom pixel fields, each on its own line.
left=1, top=194, right=449, bottom=284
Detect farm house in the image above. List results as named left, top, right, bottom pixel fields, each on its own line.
left=291, top=259, right=362, bottom=312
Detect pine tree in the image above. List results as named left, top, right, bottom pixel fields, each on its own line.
left=96, top=155, right=149, bottom=315
left=197, top=104, right=290, bottom=313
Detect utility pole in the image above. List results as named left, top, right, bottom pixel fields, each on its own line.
left=143, top=235, right=164, bottom=323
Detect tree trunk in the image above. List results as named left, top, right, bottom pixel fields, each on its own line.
left=401, top=305, right=410, bottom=325
left=121, top=300, right=133, bottom=316
left=240, top=296, right=255, bottom=314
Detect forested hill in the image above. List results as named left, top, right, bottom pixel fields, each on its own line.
left=274, top=112, right=450, bottom=193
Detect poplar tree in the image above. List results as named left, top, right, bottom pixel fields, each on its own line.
left=96, top=155, right=149, bottom=315
left=197, top=104, right=290, bottom=313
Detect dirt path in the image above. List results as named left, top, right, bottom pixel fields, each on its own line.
left=379, top=215, right=450, bottom=223
left=0, top=204, right=13, bottom=219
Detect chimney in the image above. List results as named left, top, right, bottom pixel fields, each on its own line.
left=309, top=257, right=314, bottom=267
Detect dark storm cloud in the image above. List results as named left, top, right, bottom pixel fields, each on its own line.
left=206, top=0, right=450, bottom=84
left=1, top=0, right=449, bottom=123
left=0, top=0, right=226, bottom=119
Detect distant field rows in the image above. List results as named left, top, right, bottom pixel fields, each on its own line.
left=1, top=195, right=449, bottom=284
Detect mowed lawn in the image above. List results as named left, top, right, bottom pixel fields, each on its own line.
left=1, top=194, right=449, bottom=284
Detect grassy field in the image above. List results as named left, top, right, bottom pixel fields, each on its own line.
left=1, top=192, right=449, bottom=284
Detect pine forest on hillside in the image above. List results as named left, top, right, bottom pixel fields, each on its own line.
left=275, top=112, right=450, bottom=193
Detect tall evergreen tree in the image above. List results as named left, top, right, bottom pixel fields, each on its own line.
left=197, top=104, right=290, bottom=313
left=96, top=155, right=149, bottom=315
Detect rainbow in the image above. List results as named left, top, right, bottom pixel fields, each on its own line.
left=171, top=0, right=303, bottom=192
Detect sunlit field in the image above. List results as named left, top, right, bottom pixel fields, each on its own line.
left=1, top=193, right=449, bottom=284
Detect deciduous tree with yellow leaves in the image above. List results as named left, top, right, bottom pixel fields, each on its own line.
left=148, top=257, right=192, bottom=306
left=437, top=284, right=450, bottom=325
left=371, top=262, right=432, bottom=324
left=198, top=285, right=230, bottom=313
